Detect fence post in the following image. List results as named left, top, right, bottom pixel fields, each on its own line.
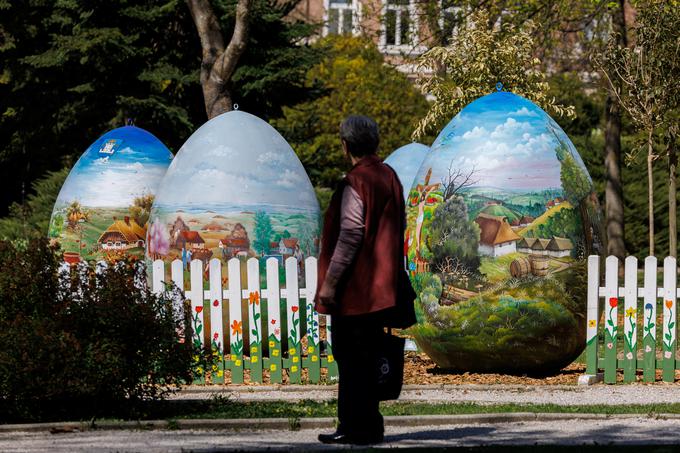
left=603, top=256, right=619, bottom=384
left=189, top=259, right=206, bottom=383
left=325, top=314, right=339, bottom=381
left=209, top=258, right=225, bottom=384
left=152, top=260, right=165, bottom=294
left=662, top=257, right=677, bottom=382
left=265, top=257, right=283, bottom=383
left=246, top=258, right=263, bottom=383
left=304, top=257, right=320, bottom=383
left=643, top=256, right=658, bottom=382
left=226, top=258, right=244, bottom=384
left=170, top=259, right=186, bottom=342
left=623, top=256, right=638, bottom=383
left=285, top=257, right=302, bottom=384
left=585, top=255, right=600, bottom=376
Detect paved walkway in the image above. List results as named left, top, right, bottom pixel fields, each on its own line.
left=3, top=416, right=680, bottom=451
left=173, top=384, right=680, bottom=406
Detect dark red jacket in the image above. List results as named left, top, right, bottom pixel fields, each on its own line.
left=315, top=155, right=416, bottom=328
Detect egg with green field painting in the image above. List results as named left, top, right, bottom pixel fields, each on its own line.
left=405, top=90, right=603, bottom=375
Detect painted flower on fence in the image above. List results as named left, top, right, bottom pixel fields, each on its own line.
left=624, top=307, right=637, bottom=351
left=231, top=320, right=242, bottom=336
left=249, top=291, right=261, bottom=344
left=606, top=297, right=618, bottom=338
left=663, top=300, right=675, bottom=352
left=644, top=303, right=655, bottom=338
left=230, top=320, right=243, bottom=356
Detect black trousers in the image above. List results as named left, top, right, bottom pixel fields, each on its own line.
left=331, top=313, right=384, bottom=437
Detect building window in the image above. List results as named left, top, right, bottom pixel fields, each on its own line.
left=326, top=0, right=356, bottom=36
left=440, top=4, right=462, bottom=44
left=383, top=0, right=412, bottom=47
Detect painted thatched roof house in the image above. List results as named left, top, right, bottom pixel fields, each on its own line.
left=546, top=237, right=574, bottom=258
left=474, top=213, right=521, bottom=258
left=98, top=216, right=146, bottom=250
left=176, top=230, right=205, bottom=250
left=517, top=237, right=538, bottom=253
left=530, top=238, right=551, bottom=255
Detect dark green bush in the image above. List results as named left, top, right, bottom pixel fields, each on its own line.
left=0, top=239, right=196, bottom=422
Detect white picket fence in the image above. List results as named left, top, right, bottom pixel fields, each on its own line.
left=586, top=255, right=680, bottom=383
left=150, top=256, right=334, bottom=383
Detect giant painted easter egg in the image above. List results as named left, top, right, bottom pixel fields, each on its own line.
left=405, top=91, right=603, bottom=374
left=384, top=143, right=430, bottom=199
left=147, top=110, right=320, bottom=277
left=49, top=126, right=173, bottom=262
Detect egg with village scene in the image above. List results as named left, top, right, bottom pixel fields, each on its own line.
left=146, top=110, right=320, bottom=280
left=49, top=126, right=173, bottom=263
left=384, top=142, right=430, bottom=200
left=405, top=90, right=603, bottom=374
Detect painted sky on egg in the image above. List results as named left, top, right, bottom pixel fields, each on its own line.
left=384, top=143, right=430, bottom=199
left=54, top=126, right=173, bottom=207
left=152, top=110, right=318, bottom=210
left=415, top=91, right=591, bottom=192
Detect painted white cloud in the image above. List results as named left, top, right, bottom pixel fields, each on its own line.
left=93, top=156, right=110, bottom=165
left=510, top=107, right=539, bottom=117
left=124, top=162, right=144, bottom=172
left=277, top=169, right=298, bottom=189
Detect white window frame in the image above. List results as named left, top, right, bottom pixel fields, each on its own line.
left=438, top=4, right=462, bottom=43
left=323, top=0, right=360, bottom=36
left=380, top=0, right=416, bottom=53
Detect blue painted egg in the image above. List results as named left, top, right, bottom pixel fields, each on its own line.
left=405, top=91, right=603, bottom=374
left=147, top=111, right=320, bottom=271
left=49, top=126, right=173, bottom=262
left=384, top=143, right=430, bottom=199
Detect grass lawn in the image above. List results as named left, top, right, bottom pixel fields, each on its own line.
left=138, top=399, right=680, bottom=421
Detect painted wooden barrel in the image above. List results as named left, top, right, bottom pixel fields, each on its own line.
left=529, top=255, right=550, bottom=277
left=510, top=257, right=531, bottom=278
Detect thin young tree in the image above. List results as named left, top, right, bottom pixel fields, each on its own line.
left=186, top=0, right=253, bottom=119
left=412, top=9, right=575, bottom=140
left=596, top=1, right=680, bottom=257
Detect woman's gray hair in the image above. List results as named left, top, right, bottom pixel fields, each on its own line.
left=339, top=115, right=379, bottom=157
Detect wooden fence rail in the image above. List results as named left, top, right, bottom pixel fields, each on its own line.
left=151, top=256, right=338, bottom=384
left=586, top=255, right=680, bottom=383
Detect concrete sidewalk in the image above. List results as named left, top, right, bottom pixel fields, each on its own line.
left=3, top=414, right=680, bottom=451
left=172, top=383, right=680, bottom=406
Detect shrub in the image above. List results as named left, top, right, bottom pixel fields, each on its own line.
left=0, top=239, right=196, bottom=422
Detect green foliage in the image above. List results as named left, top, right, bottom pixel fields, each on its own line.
left=272, top=35, right=430, bottom=189
left=253, top=211, right=273, bottom=255
left=0, top=239, right=196, bottom=422
left=0, top=167, right=68, bottom=241
left=413, top=9, right=575, bottom=139
left=428, top=196, right=481, bottom=276
left=0, top=0, right=322, bottom=219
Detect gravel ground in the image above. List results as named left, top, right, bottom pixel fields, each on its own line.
left=4, top=417, right=680, bottom=451
left=172, top=384, right=680, bottom=406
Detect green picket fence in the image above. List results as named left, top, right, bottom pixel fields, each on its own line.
left=586, top=255, right=679, bottom=383
left=152, top=256, right=338, bottom=384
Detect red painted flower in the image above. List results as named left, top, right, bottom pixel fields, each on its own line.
left=271, top=319, right=277, bottom=325
left=609, top=297, right=618, bottom=308
left=213, top=299, right=219, bottom=307
left=291, top=306, right=299, bottom=313
left=214, top=332, right=219, bottom=340
left=195, top=306, right=203, bottom=313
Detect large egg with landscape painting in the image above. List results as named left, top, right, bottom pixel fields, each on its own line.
left=384, top=143, right=429, bottom=200
left=146, top=110, right=320, bottom=280
left=48, top=126, right=173, bottom=263
left=405, top=90, right=602, bottom=375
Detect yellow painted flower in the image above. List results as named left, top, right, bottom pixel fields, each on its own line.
left=196, top=367, right=203, bottom=374
left=272, top=349, right=279, bottom=357
left=230, top=354, right=237, bottom=361
left=625, top=307, right=637, bottom=318
left=311, top=355, right=318, bottom=362
left=289, top=348, right=296, bottom=355
left=212, top=364, right=218, bottom=372
left=291, top=365, right=298, bottom=372
left=251, top=356, right=258, bottom=363
left=217, top=370, right=224, bottom=377
left=292, top=356, right=299, bottom=363
left=588, top=319, right=596, bottom=328
left=235, top=359, right=242, bottom=367
left=307, top=346, right=314, bottom=353
left=269, top=340, right=275, bottom=348
left=270, top=364, right=277, bottom=372
left=193, top=355, right=200, bottom=363
left=251, top=346, right=258, bottom=353
left=328, top=355, right=334, bottom=363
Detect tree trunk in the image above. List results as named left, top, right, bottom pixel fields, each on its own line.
left=603, top=0, right=628, bottom=260
left=647, top=129, right=655, bottom=257
left=186, top=0, right=252, bottom=119
left=669, top=137, right=677, bottom=258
